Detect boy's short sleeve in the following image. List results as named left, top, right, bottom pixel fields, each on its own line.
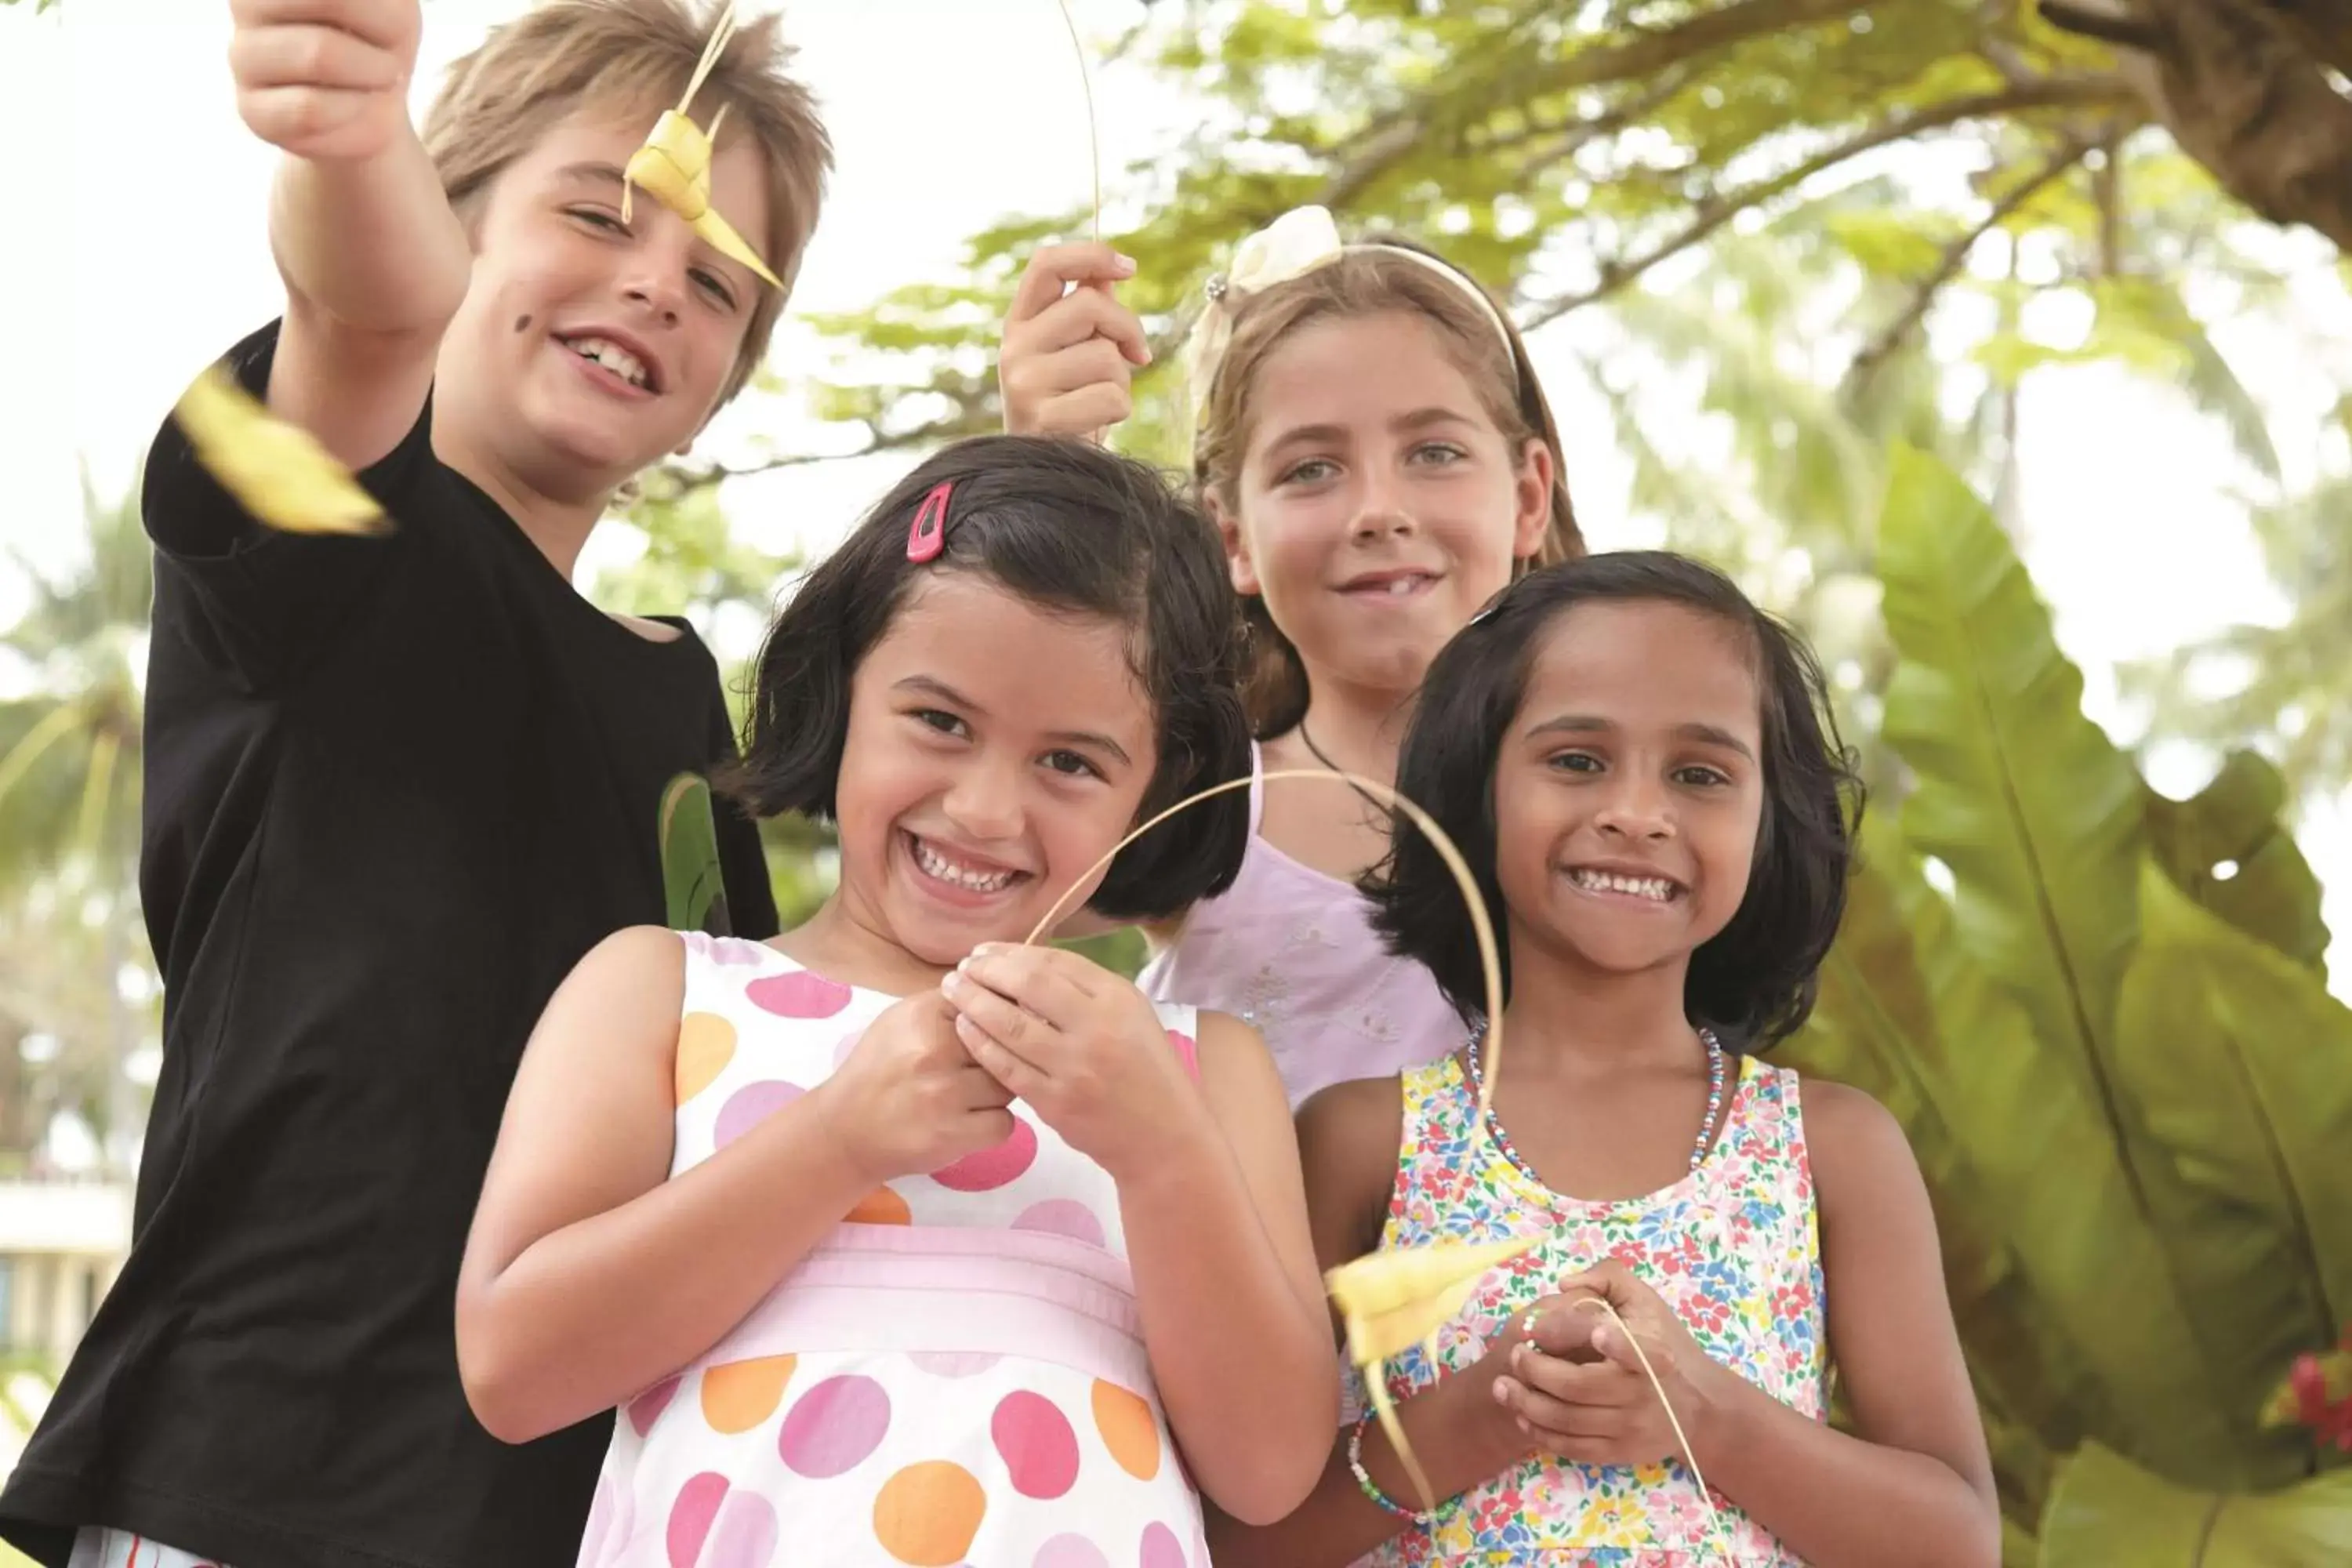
left=143, top=319, right=437, bottom=691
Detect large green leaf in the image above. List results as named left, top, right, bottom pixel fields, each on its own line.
left=2143, top=752, right=2332, bottom=975
left=1786, top=821, right=2083, bottom=1484
left=1878, top=832, right=2234, bottom=1475
left=2121, top=870, right=2352, bottom=1344
left=2038, top=1443, right=2352, bottom=1565
left=1870, top=449, right=2242, bottom=1470
left=2111, top=866, right=2350, bottom=1484
left=1873, top=447, right=2144, bottom=1131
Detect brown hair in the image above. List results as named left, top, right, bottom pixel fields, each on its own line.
left=423, top=0, right=833, bottom=406
left=1191, top=235, right=1584, bottom=737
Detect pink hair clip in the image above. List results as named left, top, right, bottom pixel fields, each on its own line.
left=906, top=481, right=954, bottom=562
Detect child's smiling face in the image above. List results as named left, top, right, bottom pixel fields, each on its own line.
left=434, top=108, right=770, bottom=499
left=829, top=573, right=1160, bottom=969
left=1218, top=310, right=1552, bottom=701
left=1490, top=598, right=1766, bottom=981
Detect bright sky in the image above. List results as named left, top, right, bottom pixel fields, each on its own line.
left=2, top=0, right=2345, bottom=993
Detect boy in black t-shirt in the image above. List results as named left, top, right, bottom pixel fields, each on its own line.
left=0, top=5, right=831, bottom=1566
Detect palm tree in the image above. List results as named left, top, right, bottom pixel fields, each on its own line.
left=0, top=469, right=154, bottom=1174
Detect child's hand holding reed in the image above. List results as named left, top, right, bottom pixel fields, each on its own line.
left=942, top=942, right=1207, bottom=1181
left=1496, top=1260, right=1727, bottom=1472
left=818, top=987, right=1018, bottom=1185
left=998, top=243, right=1149, bottom=438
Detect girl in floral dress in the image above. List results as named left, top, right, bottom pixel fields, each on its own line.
left=452, top=437, right=1337, bottom=1566
left=1213, top=553, right=1999, bottom=1566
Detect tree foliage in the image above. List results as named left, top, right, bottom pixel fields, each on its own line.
left=1781, top=449, right=2349, bottom=1561
left=728, top=0, right=2336, bottom=474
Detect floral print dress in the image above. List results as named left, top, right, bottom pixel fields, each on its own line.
left=1356, top=1052, right=1828, bottom=1565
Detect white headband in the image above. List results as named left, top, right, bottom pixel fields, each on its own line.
left=1182, top=205, right=1519, bottom=439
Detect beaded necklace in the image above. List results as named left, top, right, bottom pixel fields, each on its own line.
left=1461, top=1022, right=1728, bottom=1184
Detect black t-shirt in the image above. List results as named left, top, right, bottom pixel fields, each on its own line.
left=0, top=323, right=779, bottom=1568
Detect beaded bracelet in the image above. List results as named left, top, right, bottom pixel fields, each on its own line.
left=1346, top=1414, right=1450, bottom=1527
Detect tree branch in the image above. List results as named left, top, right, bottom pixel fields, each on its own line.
left=1517, top=76, right=2133, bottom=330
left=1312, top=0, right=1891, bottom=213
left=1545, top=0, right=1890, bottom=93
left=1846, top=139, right=2093, bottom=388
left=2038, top=0, right=2164, bottom=52
left=1471, top=67, right=1695, bottom=170
left=2238, top=0, right=2352, bottom=79
left=2092, top=131, right=2125, bottom=277
left=656, top=412, right=989, bottom=496
left=1311, top=0, right=1558, bottom=212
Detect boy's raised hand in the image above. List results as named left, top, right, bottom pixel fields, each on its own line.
left=1000, top=243, right=1152, bottom=439
left=230, top=0, right=422, bottom=164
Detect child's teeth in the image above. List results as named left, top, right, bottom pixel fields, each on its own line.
left=1574, top=869, right=1674, bottom=901
left=569, top=337, right=649, bottom=388
left=914, top=838, right=1014, bottom=892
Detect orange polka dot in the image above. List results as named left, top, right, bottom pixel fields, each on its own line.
left=674, top=1012, right=737, bottom=1105
left=870, top=1460, right=985, bottom=1565
left=1091, top=1378, right=1160, bottom=1479
left=846, top=1187, right=911, bottom=1225
left=699, top=1353, right=797, bottom=1435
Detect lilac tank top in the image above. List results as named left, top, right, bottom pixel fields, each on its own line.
left=1138, top=745, right=1462, bottom=1107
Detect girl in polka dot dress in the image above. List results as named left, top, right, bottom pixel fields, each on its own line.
left=1212, top=555, right=2000, bottom=1566
left=456, top=437, right=1338, bottom=1568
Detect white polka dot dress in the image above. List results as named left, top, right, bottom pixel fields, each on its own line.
left=575, top=935, right=1211, bottom=1568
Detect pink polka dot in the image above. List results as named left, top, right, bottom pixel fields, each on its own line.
left=628, top=1374, right=681, bottom=1437
left=909, top=1351, right=1002, bottom=1377
left=1011, top=1198, right=1105, bottom=1247
left=992, top=1390, right=1080, bottom=1500
left=1139, top=1523, right=1185, bottom=1568
left=1032, top=1538, right=1109, bottom=1568
left=666, top=1472, right=728, bottom=1568
left=702, top=1489, right=779, bottom=1568
left=746, top=970, right=853, bottom=1019
left=930, top=1116, right=1037, bottom=1191
left=714, top=1080, right=806, bottom=1148
left=777, top=1374, right=892, bottom=1477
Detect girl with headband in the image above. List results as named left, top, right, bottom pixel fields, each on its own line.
left=1000, top=209, right=1583, bottom=1108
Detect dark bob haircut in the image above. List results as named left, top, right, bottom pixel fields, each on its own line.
left=726, top=434, right=1254, bottom=922
left=1365, top=550, right=1862, bottom=1049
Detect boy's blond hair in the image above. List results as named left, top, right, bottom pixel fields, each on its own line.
left=424, top=0, right=832, bottom=406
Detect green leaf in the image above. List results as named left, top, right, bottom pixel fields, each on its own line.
left=1867, top=448, right=2270, bottom=1475
left=2038, top=1443, right=2352, bottom=1565
left=1872, top=830, right=2230, bottom=1476
left=1873, top=447, right=2143, bottom=1148
left=2126, top=873, right=2352, bottom=1335
left=2143, top=753, right=2331, bottom=975
left=1784, top=824, right=2074, bottom=1522
left=658, top=774, right=728, bottom=937
left=2112, top=866, right=2350, bottom=1480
